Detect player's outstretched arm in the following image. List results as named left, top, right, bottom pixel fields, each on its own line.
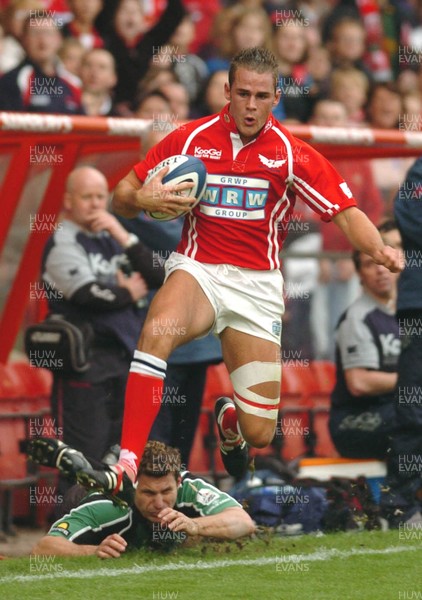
left=32, top=535, right=98, bottom=556
left=31, top=533, right=127, bottom=558
left=332, top=207, right=404, bottom=273
left=159, top=507, right=256, bottom=540
left=112, top=168, right=194, bottom=219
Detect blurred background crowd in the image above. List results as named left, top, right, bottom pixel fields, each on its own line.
left=0, top=0, right=420, bottom=362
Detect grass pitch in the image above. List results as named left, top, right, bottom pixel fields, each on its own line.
left=0, top=530, right=420, bottom=600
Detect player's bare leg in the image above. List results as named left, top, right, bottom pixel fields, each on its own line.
left=118, top=269, right=215, bottom=479
left=216, top=328, right=281, bottom=477
left=77, top=270, right=215, bottom=494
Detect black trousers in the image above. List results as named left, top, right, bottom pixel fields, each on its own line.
left=380, top=314, right=422, bottom=520
left=149, top=362, right=210, bottom=468
left=49, top=346, right=129, bottom=514
left=51, top=346, right=129, bottom=462
left=329, top=402, right=395, bottom=460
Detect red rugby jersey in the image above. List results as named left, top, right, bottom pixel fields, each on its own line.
left=133, top=105, right=357, bottom=270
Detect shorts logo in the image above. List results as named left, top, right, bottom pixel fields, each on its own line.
left=193, top=146, right=222, bottom=160
left=272, top=321, right=282, bottom=336
left=200, top=174, right=269, bottom=220
left=258, top=154, right=287, bottom=169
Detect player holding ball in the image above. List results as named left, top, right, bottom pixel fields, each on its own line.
left=71, top=47, right=403, bottom=496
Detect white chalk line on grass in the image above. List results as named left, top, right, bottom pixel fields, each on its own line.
left=1, top=544, right=421, bottom=584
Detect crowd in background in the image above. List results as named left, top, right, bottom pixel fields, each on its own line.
left=0, top=0, right=421, bottom=360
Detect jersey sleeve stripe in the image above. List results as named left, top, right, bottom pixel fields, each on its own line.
left=185, top=211, right=198, bottom=257
left=181, top=119, right=220, bottom=260
left=267, top=197, right=290, bottom=269
left=265, top=126, right=294, bottom=268
left=292, top=175, right=340, bottom=216
left=271, top=125, right=294, bottom=184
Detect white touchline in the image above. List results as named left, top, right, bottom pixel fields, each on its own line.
left=2, top=544, right=421, bottom=584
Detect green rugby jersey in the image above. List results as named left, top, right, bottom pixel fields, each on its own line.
left=48, top=473, right=241, bottom=550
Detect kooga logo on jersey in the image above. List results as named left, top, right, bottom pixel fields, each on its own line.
left=193, top=146, right=222, bottom=160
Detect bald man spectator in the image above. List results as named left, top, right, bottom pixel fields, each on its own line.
left=40, top=167, right=165, bottom=485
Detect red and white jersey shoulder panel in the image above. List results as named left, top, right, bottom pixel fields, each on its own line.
left=285, top=132, right=357, bottom=221
left=133, top=115, right=217, bottom=182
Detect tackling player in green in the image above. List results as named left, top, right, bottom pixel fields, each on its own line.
left=30, top=439, right=255, bottom=558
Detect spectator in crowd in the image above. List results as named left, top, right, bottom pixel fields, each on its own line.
left=0, top=0, right=43, bottom=74
left=397, top=68, right=420, bottom=96
left=329, top=67, right=370, bottom=124
left=57, top=37, right=85, bottom=81
left=325, top=15, right=370, bottom=78
left=164, top=13, right=209, bottom=103
left=329, top=221, right=402, bottom=459
left=366, top=83, right=412, bottom=213
left=0, top=10, right=83, bottom=114
left=401, top=92, right=422, bottom=132
left=310, top=97, right=348, bottom=127
left=158, top=80, right=191, bottom=121
left=118, top=122, right=222, bottom=467
left=30, top=440, right=254, bottom=557
left=275, top=0, right=332, bottom=29
left=306, top=45, right=332, bottom=102
left=133, top=90, right=172, bottom=121
left=206, top=5, right=273, bottom=74
left=182, top=0, right=220, bottom=57
left=135, top=65, right=178, bottom=102
left=80, top=48, right=118, bottom=116
left=62, top=0, right=104, bottom=50
left=273, top=16, right=312, bottom=122
left=365, top=82, right=403, bottom=130
left=381, top=157, right=422, bottom=528
left=41, top=166, right=164, bottom=489
left=194, top=69, right=229, bottom=117
left=98, top=0, right=185, bottom=110
left=324, top=0, right=408, bottom=80
left=309, top=98, right=384, bottom=359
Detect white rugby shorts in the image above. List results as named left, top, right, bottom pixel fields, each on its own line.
left=164, top=252, right=284, bottom=344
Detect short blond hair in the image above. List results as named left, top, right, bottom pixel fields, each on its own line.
left=330, top=67, right=370, bottom=95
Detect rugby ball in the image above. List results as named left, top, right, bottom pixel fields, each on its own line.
left=144, top=154, right=207, bottom=221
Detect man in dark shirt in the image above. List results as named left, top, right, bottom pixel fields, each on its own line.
left=0, top=11, right=83, bottom=114
left=329, top=221, right=401, bottom=459
left=380, top=157, right=422, bottom=527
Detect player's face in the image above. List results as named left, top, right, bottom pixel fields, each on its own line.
left=224, top=67, right=280, bottom=144
left=135, top=473, right=179, bottom=522
left=358, top=254, right=396, bottom=301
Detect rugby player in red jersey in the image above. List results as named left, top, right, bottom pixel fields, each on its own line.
left=74, top=47, right=403, bottom=495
